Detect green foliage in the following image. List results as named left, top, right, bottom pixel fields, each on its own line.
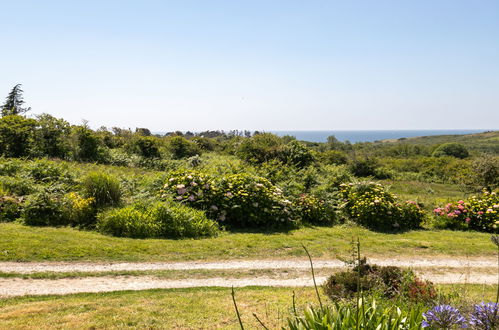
left=0, top=176, right=34, bottom=196
left=126, top=136, right=160, bottom=158
left=237, top=133, right=284, bottom=164
left=0, top=196, right=21, bottom=222
left=472, top=155, right=499, bottom=190
left=284, top=140, right=315, bottom=168
left=432, top=143, right=469, bottom=159
left=340, top=182, right=425, bottom=231
left=319, top=150, right=349, bottom=165
left=433, top=190, right=499, bottom=232
left=97, top=201, right=219, bottom=238
left=349, top=157, right=379, bottom=177
left=287, top=299, right=425, bottom=329
left=21, top=191, right=67, bottom=226
left=32, top=114, right=70, bottom=158
left=167, top=136, right=200, bottom=159
left=293, top=194, right=337, bottom=225
left=0, top=115, right=37, bottom=157
left=81, top=172, right=122, bottom=207
left=24, top=159, right=74, bottom=184
left=1, top=84, right=30, bottom=116
left=69, top=125, right=103, bottom=161
left=162, top=170, right=296, bottom=228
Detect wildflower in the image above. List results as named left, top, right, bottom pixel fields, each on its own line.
left=175, top=196, right=183, bottom=200
left=177, top=188, right=187, bottom=195
left=226, top=192, right=233, bottom=198
left=176, top=184, right=185, bottom=189
left=465, top=217, right=471, bottom=223
left=169, top=178, right=175, bottom=182
left=255, top=183, right=264, bottom=188
left=187, top=195, right=195, bottom=202
left=487, top=209, right=493, bottom=213
left=469, top=302, right=499, bottom=329
left=203, top=184, right=210, bottom=189
left=190, top=181, right=197, bottom=186
left=210, top=205, right=218, bottom=211
left=422, top=305, right=467, bottom=328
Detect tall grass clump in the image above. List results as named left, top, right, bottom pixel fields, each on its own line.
left=97, top=201, right=219, bottom=239
left=81, top=172, right=122, bottom=207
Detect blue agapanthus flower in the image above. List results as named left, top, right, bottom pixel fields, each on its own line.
left=469, top=302, right=499, bottom=329
left=422, top=305, right=467, bottom=328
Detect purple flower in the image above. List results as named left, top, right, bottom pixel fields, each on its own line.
left=422, top=305, right=467, bottom=328
left=470, top=302, right=499, bottom=329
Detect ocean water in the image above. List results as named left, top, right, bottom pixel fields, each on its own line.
left=271, top=130, right=491, bottom=143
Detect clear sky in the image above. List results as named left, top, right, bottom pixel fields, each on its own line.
left=1, top=0, right=498, bottom=131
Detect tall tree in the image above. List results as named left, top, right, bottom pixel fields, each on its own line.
left=1, top=84, right=31, bottom=116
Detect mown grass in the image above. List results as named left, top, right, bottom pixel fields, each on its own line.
left=0, top=222, right=495, bottom=262
left=0, top=285, right=496, bottom=329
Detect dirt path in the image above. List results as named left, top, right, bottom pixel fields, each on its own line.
left=0, top=257, right=496, bottom=297
left=0, top=272, right=496, bottom=297
left=0, top=257, right=496, bottom=274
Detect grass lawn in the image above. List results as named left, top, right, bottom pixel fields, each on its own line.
left=0, top=222, right=495, bottom=262
left=0, top=285, right=496, bottom=329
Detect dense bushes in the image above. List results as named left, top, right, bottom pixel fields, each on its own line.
left=97, top=202, right=219, bottom=238
left=432, top=143, right=469, bottom=159
left=340, top=182, right=425, bottom=231
left=433, top=190, right=499, bottom=232
left=237, top=134, right=314, bottom=168
left=21, top=191, right=67, bottom=226
left=161, top=170, right=296, bottom=228
left=0, top=196, right=21, bottom=222
left=323, top=258, right=437, bottom=303
left=81, top=172, right=122, bottom=207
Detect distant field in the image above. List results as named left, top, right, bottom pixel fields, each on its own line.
left=0, top=285, right=496, bottom=329
left=0, top=222, right=495, bottom=262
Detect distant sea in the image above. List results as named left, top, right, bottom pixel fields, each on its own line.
left=271, top=130, right=492, bottom=143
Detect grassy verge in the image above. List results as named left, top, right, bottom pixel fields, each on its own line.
left=0, top=285, right=496, bottom=329
left=0, top=222, right=495, bottom=262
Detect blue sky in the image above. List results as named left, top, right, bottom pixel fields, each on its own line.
left=1, top=1, right=498, bottom=131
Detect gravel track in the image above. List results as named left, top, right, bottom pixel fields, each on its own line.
left=0, top=272, right=496, bottom=297
left=0, top=257, right=496, bottom=297
left=0, top=257, right=495, bottom=274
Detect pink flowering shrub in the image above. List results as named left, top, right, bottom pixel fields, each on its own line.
left=340, top=182, right=425, bottom=231
left=433, top=190, right=499, bottom=232
left=161, top=170, right=296, bottom=228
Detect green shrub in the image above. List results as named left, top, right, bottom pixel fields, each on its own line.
left=81, top=172, right=122, bottom=207
left=97, top=202, right=219, bottom=238
left=21, top=191, right=67, bottom=226
left=0, top=196, right=21, bottom=222
left=161, top=170, right=296, bottom=228
left=126, top=136, right=160, bottom=158
left=320, top=150, right=349, bottom=165
left=340, top=182, right=425, bottom=231
left=472, top=155, right=499, bottom=190
left=167, top=136, right=200, bottom=159
left=24, top=159, right=73, bottom=184
left=0, top=176, right=34, bottom=196
left=349, top=157, right=379, bottom=177
left=432, top=143, right=469, bottom=159
left=293, top=193, right=337, bottom=225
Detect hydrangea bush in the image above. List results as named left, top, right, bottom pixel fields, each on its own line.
left=339, top=182, right=425, bottom=231
left=433, top=190, right=499, bottom=232
left=161, top=170, right=296, bottom=228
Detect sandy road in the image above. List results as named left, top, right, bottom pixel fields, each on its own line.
left=0, top=257, right=496, bottom=297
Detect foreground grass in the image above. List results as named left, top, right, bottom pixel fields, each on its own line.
left=0, top=223, right=495, bottom=262
left=0, top=285, right=496, bottom=329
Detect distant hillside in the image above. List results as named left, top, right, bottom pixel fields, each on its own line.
left=379, top=130, right=499, bottom=154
